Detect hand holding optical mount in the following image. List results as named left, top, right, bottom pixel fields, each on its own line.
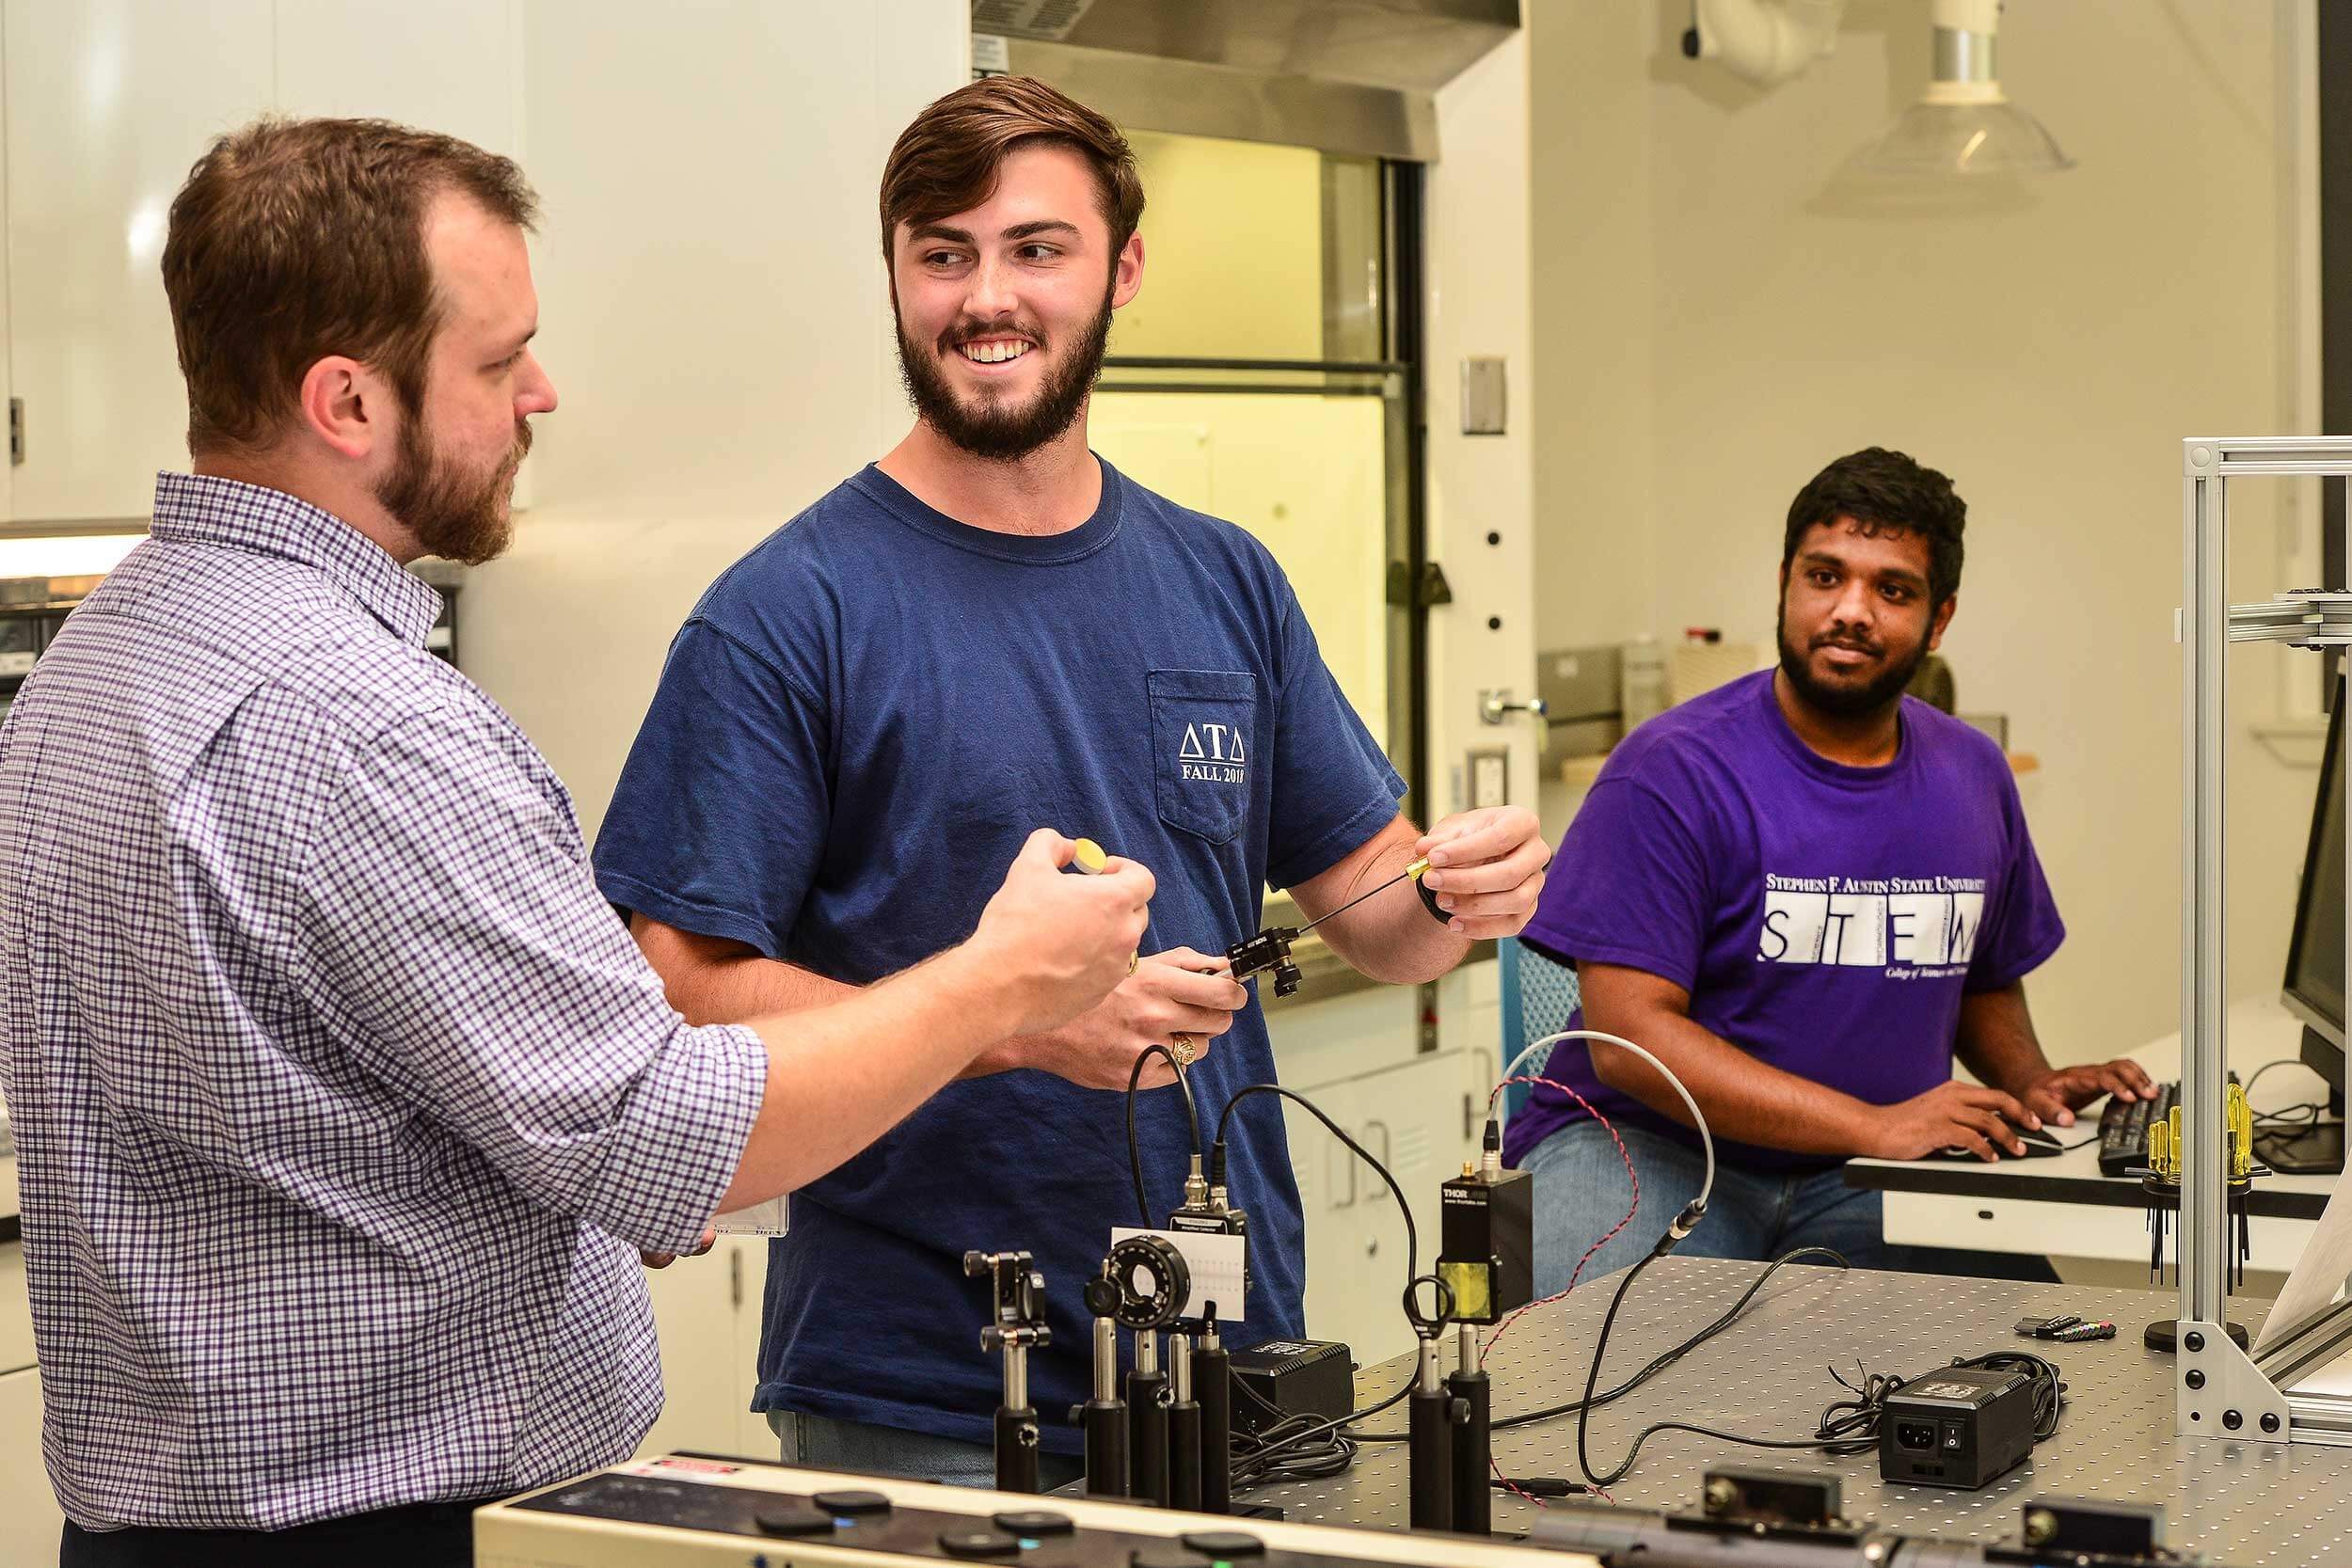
left=1225, top=858, right=1435, bottom=999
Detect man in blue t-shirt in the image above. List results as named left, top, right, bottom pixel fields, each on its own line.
left=1506, top=448, right=2154, bottom=1290
left=592, top=76, right=1552, bottom=1483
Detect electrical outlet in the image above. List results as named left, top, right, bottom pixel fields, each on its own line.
left=1469, top=748, right=1508, bottom=808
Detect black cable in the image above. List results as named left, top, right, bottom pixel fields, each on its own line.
left=1812, top=1359, right=1907, bottom=1448
left=2243, top=1058, right=2316, bottom=1105
left=1352, top=1245, right=1852, bottom=1441
left=1216, top=1080, right=1424, bottom=1491
left=1213, top=1084, right=1417, bottom=1284
left=1226, top=1402, right=1361, bottom=1481
left=1571, top=1255, right=2064, bottom=1487
left=1958, top=1350, right=2065, bottom=1441
left=1577, top=1245, right=1862, bottom=1487
left=1229, top=1374, right=1412, bottom=1488
left=1125, top=1045, right=1201, bottom=1227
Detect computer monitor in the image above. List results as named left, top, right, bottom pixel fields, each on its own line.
left=2273, top=674, right=2350, bottom=1172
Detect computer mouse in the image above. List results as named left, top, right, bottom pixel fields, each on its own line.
left=1928, top=1120, right=2067, bottom=1161
left=2013, top=1125, right=2065, bottom=1157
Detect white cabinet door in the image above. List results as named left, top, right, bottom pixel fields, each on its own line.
left=0, top=1366, right=60, bottom=1561
left=2, top=0, right=274, bottom=522
left=1283, top=1051, right=1479, bottom=1371
left=0, top=0, right=523, bottom=526
left=0, top=26, right=12, bottom=527
left=637, top=1237, right=766, bottom=1462
left=730, top=1238, right=775, bottom=1459
left=1350, top=1051, right=1475, bottom=1370
left=0, top=1241, right=32, bottom=1375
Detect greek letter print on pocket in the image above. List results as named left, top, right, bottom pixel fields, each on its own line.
left=1147, top=669, right=1258, bottom=845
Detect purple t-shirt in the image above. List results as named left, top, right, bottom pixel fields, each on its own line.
left=1502, top=670, right=2064, bottom=1174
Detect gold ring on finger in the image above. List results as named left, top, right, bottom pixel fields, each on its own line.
left=1171, top=1033, right=1199, bottom=1068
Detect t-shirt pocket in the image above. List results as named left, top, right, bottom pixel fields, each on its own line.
left=1148, top=669, right=1259, bottom=846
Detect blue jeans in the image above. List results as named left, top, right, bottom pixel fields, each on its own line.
left=769, top=1409, right=1087, bottom=1492
left=1521, top=1119, right=2056, bottom=1294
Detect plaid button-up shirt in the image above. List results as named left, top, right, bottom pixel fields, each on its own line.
left=0, top=473, right=765, bottom=1531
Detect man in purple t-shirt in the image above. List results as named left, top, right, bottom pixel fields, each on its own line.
left=1506, top=449, right=2154, bottom=1288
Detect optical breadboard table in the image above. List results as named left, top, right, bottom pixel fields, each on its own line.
left=1237, top=1257, right=2352, bottom=1566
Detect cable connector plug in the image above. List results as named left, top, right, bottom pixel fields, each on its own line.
left=1480, top=1116, right=1502, bottom=1180
left=1650, top=1199, right=1708, bottom=1258
left=1490, top=1476, right=1595, bottom=1497
left=1182, top=1153, right=1209, bottom=1212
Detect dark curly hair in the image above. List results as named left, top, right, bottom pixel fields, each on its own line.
left=1781, top=448, right=1966, bottom=607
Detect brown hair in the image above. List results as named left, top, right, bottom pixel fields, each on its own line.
left=161, top=117, right=539, bottom=457
left=879, top=76, right=1144, bottom=265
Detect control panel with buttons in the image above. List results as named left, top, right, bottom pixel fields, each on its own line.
left=477, top=1455, right=1592, bottom=1568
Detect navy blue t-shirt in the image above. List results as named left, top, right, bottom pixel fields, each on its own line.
left=593, top=459, right=1404, bottom=1450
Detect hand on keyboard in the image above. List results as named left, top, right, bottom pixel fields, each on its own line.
left=2098, top=1082, right=2180, bottom=1177
left=2016, top=1058, right=2159, bottom=1128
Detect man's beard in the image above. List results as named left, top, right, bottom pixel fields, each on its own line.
left=373, top=412, right=532, bottom=566
left=895, top=280, right=1114, bottom=463
left=1775, top=604, right=1928, bottom=718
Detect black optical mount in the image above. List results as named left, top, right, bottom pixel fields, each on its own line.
left=1076, top=1271, right=1127, bottom=1497
left=1226, top=927, right=1304, bottom=998
left=963, top=1249, right=1051, bottom=1494
left=1196, top=1305, right=1232, bottom=1514
left=1447, top=1320, right=1491, bottom=1535
left=1104, top=1234, right=1190, bottom=1506
left=1403, top=1275, right=1469, bottom=1533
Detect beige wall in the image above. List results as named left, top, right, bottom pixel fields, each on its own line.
left=460, top=0, right=967, bottom=841
left=1530, top=1, right=2316, bottom=1062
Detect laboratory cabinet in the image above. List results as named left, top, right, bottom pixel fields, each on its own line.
left=639, top=1235, right=777, bottom=1463
left=1283, top=1047, right=1486, bottom=1367
left=0, top=0, right=520, bottom=523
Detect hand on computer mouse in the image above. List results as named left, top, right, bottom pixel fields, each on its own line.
left=1924, top=1121, right=2067, bottom=1162
left=1866, top=1082, right=2040, bottom=1162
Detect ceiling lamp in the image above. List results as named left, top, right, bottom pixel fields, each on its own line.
left=1857, top=0, right=2073, bottom=175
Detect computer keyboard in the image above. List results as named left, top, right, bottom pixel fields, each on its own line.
left=2096, top=1075, right=2249, bottom=1177
left=2097, top=1083, right=2174, bottom=1176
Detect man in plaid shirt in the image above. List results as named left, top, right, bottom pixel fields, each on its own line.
left=0, top=118, right=1154, bottom=1568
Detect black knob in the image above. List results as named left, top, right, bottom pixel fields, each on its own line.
left=939, top=1529, right=1023, bottom=1559
left=2223, top=1409, right=2243, bottom=1431
left=2185, top=1370, right=2205, bottom=1389
left=753, top=1506, right=835, bottom=1537
left=2261, top=1412, right=2281, bottom=1433
left=1181, top=1530, right=1266, bottom=1557
left=812, top=1490, right=891, bottom=1516
left=2185, top=1331, right=2206, bottom=1353
left=993, top=1511, right=1075, bottom=1537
